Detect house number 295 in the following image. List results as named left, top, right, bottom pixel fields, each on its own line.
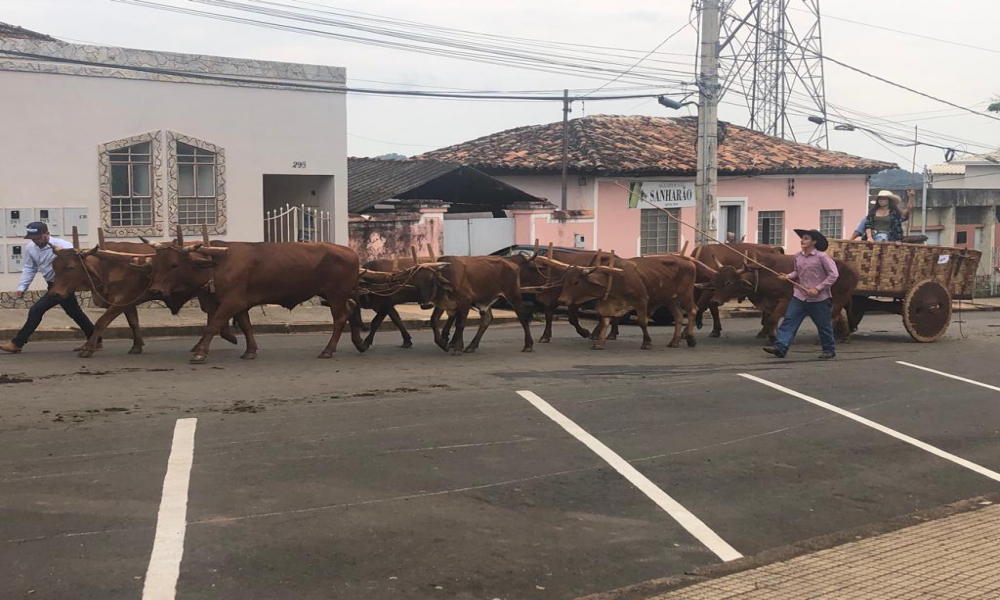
left=292, top=161, right=307, bottom=168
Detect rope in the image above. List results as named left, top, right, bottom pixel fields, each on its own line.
left=78, top=251, right=154, bottom=308
left=610, top=180, right=812, bottom=294
left=358, top=265, right=426, bottom=297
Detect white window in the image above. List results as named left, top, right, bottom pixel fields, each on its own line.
left=109, top=142, right=153, bottom=227
left=176, top=142, right=218, bottom=226
left=819, top=209, right=843, bottom=239
left=640, top=208, right=679, bottom=254
left=757, top=211, right=784, bottom=245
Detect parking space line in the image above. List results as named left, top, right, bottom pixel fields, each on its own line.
left=142, top=418, right=197, bottom=600
left=516, top=390, right=743, bottom=562
left=738, top=374, right=1000, bottom=483
left=897, top=361, right=1000, bottom=393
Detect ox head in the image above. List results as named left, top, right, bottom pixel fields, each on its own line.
left=557, top=266, right=617, bottom=306
left=146, top=243, right=219, bottom=298
left=412, top=265, right=449, bottom=309
left=702, top=264, right=752, bottom=305
left=48, top=248, right=102, bottom=299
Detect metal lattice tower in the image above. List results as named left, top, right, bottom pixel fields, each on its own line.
left=716, top=0, right=829, bottom=147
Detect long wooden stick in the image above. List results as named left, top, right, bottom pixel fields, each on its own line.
left=613, top=180, right=810, bottom=292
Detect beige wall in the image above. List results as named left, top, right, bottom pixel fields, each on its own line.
left=933, top=165, right=1000, bottom=190
left=0, top=69, right=347, bottom=290
left=495, top=175, right=594, bottom=211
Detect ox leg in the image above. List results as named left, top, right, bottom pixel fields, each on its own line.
left=539, top=304, right=554, bottom=343
left=78, top=305, right=126, bottom=358
left=567, top=305, right=591, bottom=339
left=832, top=298, right=851, bottom=344
left=681, top=295, right=698, bottom=348
left=362, top=309, right=390, bottom=350
left=123, top=305, right=144, bottom=354
left=319, top=296, right=357, bottom=358
left=607, top=317, right=619, bottom=341
left=441, top=313, right=456, bottom=346
left=235, top=311, right=258, bottom=359
left=709, top=303, right=722, bottom=338
left=508, top=294, right=534, bottom=353
left=591, top=316, right=611, bottom=350
left=386, top=307, right=413, bottom=348
left=449, top=305, right=471, bottom=356
left=464, top=308, right=493, bottom=353
left=197, top=294, right=238, bottom=346
left=638, top=307, right=653, bottom=350
left=191, top=307, right=235, bottom=364
left=695, top=290, right=710, bottom=330
left=766, top=300, right=789, bottom=344
left=431, top=306, right=450, bottom=352
left=666, top=302, right=684, bottom=348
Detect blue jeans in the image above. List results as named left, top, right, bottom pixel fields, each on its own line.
left=774, top=297, right=835, bottom=355
left=12, top=283, right=94, bottom=347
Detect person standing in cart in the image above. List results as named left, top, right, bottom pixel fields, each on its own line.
left=763, top=228, right=840, bottom=360
left=865, top=189, right=913, bottom=242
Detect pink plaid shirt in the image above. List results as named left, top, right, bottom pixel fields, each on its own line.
left=787, top=250, right=839, bottom=302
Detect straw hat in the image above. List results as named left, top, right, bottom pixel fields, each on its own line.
left=876, top=189, right=903, bottom=206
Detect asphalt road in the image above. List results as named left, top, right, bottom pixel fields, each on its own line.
left=2, top=311, right=1000, bottom=600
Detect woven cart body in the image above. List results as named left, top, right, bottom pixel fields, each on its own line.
left=827, top=240, right=981, bottom=342
left=827, top=240, right=980, bottom=300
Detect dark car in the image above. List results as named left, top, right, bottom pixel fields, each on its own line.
left=489, top=244, right=585, bottom=258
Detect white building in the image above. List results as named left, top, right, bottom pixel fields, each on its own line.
left=0, top=24, right=347, bottom=291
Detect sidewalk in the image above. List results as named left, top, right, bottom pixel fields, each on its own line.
left=0, top=304, right=519, bottom=342
left=603, top=497, right=1000, bottom=600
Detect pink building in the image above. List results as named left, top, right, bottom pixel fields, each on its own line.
left=422, top=115, right=895, bottom=256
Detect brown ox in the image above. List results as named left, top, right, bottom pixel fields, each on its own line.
left=702, top=253, right=858, bottom=342
left=507, top=248, right=621, bottom=343
left=48, top=240, right=247, bottom=358
left=692, top=243, right=784, bottom=338
left=428, top=256, right=533, bottom=355
left=356, top=256, right=443, bottom=349
left=557, top=254, right=698, bottom=350
left=105, top=240, right=365, bottom=363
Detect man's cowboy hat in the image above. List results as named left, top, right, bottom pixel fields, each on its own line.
left=793, top=228, right=829, bottom=252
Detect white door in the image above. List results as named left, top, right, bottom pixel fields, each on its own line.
left=444, top=218, right=515, bottom=256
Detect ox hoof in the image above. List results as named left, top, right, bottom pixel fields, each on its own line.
left=221, top=332, right=238, bottom=345
left=709, top=331, right=721, bottom=338
left=77, top=350, right=95, bottom=359
left=317, top=351, right=334, bottom=359
left=590, top=344, right=604, bottom=351
left=667, top=341, right=680, bottom=348
left=696, top=322, right=704, bottom=330
left=401, top=340, right=413, bottom=349
left=240, top=352, right=257, bottom=360
left=522, top=346, right=533, bottom=353
left=128, top=346, right=144, bottom=355
left=686, top=338, right=697, bottom=348
left=575, top=330, right=591, bottom=339
left=755, top=331, right=769, bottom=339
left=463, top=346, right=477, bottom=354
left=538, top=337, right=551, bottom=343
left=640, top=343, right=652, bottom=350
left=450, top=348, right=464, bottom=356
left=189, top=355, right=207, bottom=364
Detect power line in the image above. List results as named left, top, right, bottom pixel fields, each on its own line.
left=582, top=17, right=695, bottom=97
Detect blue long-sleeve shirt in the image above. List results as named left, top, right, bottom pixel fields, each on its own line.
left=17, top=237, right=74, bottom=292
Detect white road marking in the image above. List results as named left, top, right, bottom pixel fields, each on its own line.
left=897, top=361, right=1000, bottom=393
left=739, top=374, right=1000, bottom=483
left=142, top=418, right=197, bottom=600
left=516, top=390, right=742, bottom=562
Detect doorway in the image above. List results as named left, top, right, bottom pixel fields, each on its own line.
left=718, top=198, right=747, bottom=243
left=262, top=174, right=335, bottom=242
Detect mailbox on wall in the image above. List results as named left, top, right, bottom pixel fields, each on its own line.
left=0, top=245, right=5, bottom=273
left=37, top=208, right=62, bottom=236
left=64, top=208, right=90, bottom=236
left=5, top=208, right=35, bottom=238
left=7, top=244, right=25, bottom=274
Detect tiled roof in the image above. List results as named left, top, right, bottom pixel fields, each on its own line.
left=349, top=158, right=460, bottom=212
left=420, top=115, right=895, bottom=176
left=0, top=23, right=58, bottom=42
left=348, top=157, right=541, bottom=213
left=931, top=149, right=1000, bottom=174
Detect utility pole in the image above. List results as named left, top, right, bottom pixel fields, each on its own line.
left=921, top=165, right=928, bottom=235
left=560, top=88, right=571, bottom=212
left=696, top=0, right=721, bottom=244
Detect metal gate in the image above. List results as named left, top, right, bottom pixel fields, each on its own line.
left=444, top=217, right=515, bottom=256
left=264, top=204, right=332, bottom=242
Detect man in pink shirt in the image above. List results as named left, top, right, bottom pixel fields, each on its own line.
left=763, top=228, right=840, bottom=359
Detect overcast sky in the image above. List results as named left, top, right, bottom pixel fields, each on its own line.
left=6, top=0, right=999, bottom=170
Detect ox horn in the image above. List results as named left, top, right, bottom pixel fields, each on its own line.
left=679, top=240, right=689, bottom=257
left=712, top=256, right=724, bottom=270
left=195, top=246, right=228, bottom=257
left=534, top=255, right=573, bottom=269
left=71, top=226, right=80, bottom=250
left=181, top=243, right=204, bottom=253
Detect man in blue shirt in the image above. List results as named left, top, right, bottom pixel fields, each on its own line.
left=1, top=222, right=95, bottom=353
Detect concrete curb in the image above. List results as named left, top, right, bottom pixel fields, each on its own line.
left=0, top=316, right=523, bottom=343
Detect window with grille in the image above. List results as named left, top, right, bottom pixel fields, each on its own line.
left=109, top=142, right=153, bottom=227
left=640, top=208, right=679, bottom=254
left=176, top=142, right=218, bottom=225
left=757, top=210, right=784, bottom=245
left=819, top=209, right=843, bottom=239
left=955, top=206, right=982, bottom=225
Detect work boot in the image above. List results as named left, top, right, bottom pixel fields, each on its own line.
left=762, top=346, right=786, bottom=358
left=0, top=341, right=23, bottom=354
left=819, top=351, right=836, bottom=360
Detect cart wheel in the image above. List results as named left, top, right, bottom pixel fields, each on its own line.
left=902, top=279, right=952, bottom=343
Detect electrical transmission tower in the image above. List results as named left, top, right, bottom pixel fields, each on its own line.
left=716, top=0, right=829, bottom=148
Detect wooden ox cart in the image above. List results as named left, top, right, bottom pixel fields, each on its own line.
left=826, top=240, right=981, bottom=342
